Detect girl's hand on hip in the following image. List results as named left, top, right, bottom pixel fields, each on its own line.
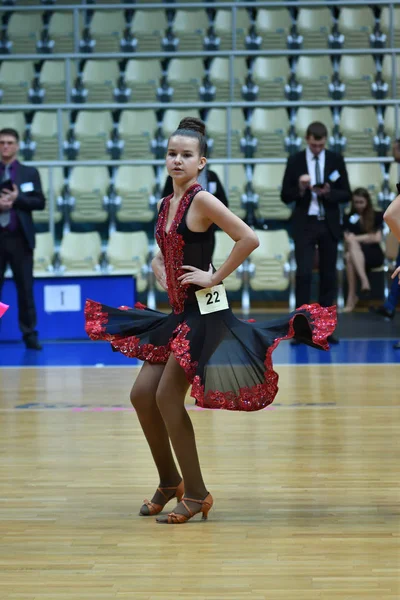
left=178, top=264, right=214, bottom=288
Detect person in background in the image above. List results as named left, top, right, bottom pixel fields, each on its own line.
left=281, top=121, right=351, bottom=344
left=383, top=189, right=400, bottom=349
left=342, top=188, right=384, bottom=312
left=0, top=128, right=46, bottom=350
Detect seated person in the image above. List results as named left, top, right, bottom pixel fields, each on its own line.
left=342, top=187, right=384, bottom=312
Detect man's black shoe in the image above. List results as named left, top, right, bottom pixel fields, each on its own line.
left=393, top=341, right=400, bottom=350
left=369, top=305, right=395, bottom=320
left=24, top=336, right=42, bottom=350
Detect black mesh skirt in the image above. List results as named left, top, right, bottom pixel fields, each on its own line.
left=85, top=300, right=336, bottom=412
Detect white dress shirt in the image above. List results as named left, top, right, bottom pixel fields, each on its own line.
left=306, top=146, right=325, bottom=216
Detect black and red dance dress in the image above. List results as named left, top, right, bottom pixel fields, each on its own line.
left=85, top=183, right=336, bottom=412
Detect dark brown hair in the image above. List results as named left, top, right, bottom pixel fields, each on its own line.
left=0, top=128, right=19, bottom=142
left=351, top=187, right=375, bottom=233
left=306, top=122, right=328, bottom=140
left=170, top=117, right=208, bottom=157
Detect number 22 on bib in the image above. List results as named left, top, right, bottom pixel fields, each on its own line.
left=195, top=284, right=229, bottom=315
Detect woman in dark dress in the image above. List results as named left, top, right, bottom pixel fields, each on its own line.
left=343, top=187, right=384, bottom=312
left=85, top=118, right=337, bottom=524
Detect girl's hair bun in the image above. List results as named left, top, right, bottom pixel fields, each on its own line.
left=177, top=117, right=206, bottom=137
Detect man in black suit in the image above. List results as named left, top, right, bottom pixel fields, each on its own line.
left=281, top=122, right=351, bottom=342
left=0, top=127, right=46, bottom=350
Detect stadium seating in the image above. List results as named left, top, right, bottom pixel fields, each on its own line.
left=0, top=0, right=397, bottom=305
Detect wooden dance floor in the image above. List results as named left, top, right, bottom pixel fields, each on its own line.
left=1, top=364, right=399, bottom=600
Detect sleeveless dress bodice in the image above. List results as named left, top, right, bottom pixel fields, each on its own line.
left=156, top=183, right=214, bottom=312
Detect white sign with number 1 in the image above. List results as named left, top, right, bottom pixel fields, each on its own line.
left=44, top=285, right=81, bottom=312
left=195, top=284, right=229, bottom=315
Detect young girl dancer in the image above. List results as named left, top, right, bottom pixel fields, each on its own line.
left=85, top=118, right=337, bottom=524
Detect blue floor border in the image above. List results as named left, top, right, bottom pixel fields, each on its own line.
left=1, top=339, right=399, bottom=367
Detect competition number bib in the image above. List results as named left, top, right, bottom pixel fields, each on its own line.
left=195, top=284, right=229, bottom=315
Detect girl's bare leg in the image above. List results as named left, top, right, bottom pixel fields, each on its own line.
left=155, top=354, right=208, bottom=519
left=130, top=361, right=182, bottom=511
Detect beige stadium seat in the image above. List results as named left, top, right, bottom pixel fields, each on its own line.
left=250, top=108, right=289, bottom=157
left=131, top=10, right=168, bottom=52
left=157, top=166, right=168, bottom=192
left=40, top=60, right=77, bottom=104
left=381, top=6, right=400, bottom=47
left=81, top=60, right=120, bottom=103
left=206, top=108, right=245, bottom=158
left=0, top=61, right=35, bottom=104
left=124, top=59, right=161, bottom=103
left=252, top=57, right=289, bottom=101
left=340, top=107, right=377, bottom=157
left=118, top=110, right=157, bottom=159
left=0, top=112, right=26, bottom=135
left=249, top=230, right=291, bottom=292
left=114, top=166, right=156, bottom=223
left=294, top=107, right=334, bottom=140
left=34, top=232, right=55, bottom=273
left=7, top=12, right=42, bottom=53
left=209, top=57, right=248, bottom=101
left=211, top=164, right=246, bottom=219
left=89, top=10, right=125, bottom=53
left=255, top=8, right=291, bottom=50
left=339, top=55, right=376, bottom=100
left=382, top=56, right=400, bottom=99
left=107, top=231, right=149, bottom=291
left=213, top=231, right=242, bottom=291
left=30, top=111, right=68, bottom=160
left=345, top=163, right=384, bottom=203
left=73, top=110, right=113, bottom=160
left=173, top=10, right=209, bottom=51
left=295, top=56, right=333, bottom=100
left=60, top=232, right=102, bottom=271
left=383, top=106, right=396, bottom=139
left=252, top=164, right=291, bottom=220
left=48, top=11, right=76, bottom=53
left=162, top=109, right=201, bottom=137
left=68, top=167, right=109, bottom=224
left=167, top=59, right=204, bottom=102
left=35, top=167, right=64, bottom=225
left=338, top=7, right=374, bottom=48
left=296, top=6, right=332, bottom=49
left=213, top=9, right=250, bottom=50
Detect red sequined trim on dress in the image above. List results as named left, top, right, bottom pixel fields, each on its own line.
left=155, top=184, right=203, bottom=315
left=111, top=336, right=171, bottom=363
left=84, top=299, right=109, bottom=340
left=84, top=299, right=170, bottom=364
left=191, top=304, right=337, bottom=412
left=170, top=322, right=199, bottom=381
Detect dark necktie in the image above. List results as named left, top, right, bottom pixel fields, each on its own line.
left=0, top=164, right=11, bottom=228
left=314, top=154, right=322, bottom=184
left=313, top=155, right=325, bottom=218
